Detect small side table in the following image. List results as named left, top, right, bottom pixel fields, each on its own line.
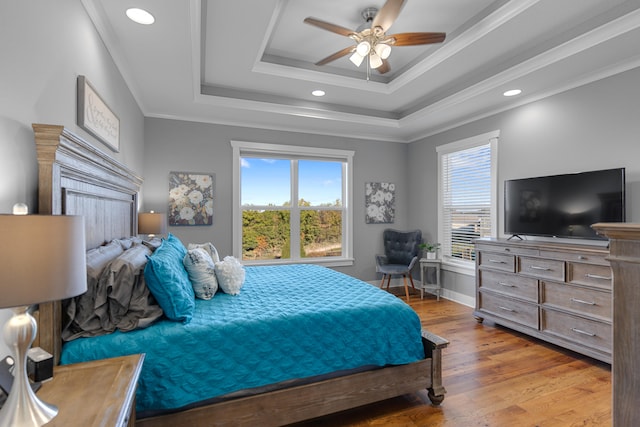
left=37, top=354, right=144, bottom=427
left=419, top=258, right=442, bottom=301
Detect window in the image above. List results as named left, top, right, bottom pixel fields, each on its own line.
left=437, top=131, right=498, bottom=272
left=231, top=141, right=354, bottom=266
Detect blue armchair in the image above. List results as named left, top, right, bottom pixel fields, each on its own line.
left=375, top=229, right=422, bottom=301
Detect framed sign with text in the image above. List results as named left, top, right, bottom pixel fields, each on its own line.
left=77, top=75, right=120, bottom=152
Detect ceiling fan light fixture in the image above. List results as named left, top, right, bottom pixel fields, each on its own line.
left=356, top=41, right=371, bottom=56
left=374, top=43, right=392, bottom=59
left=369, top=52, right=383, bottom=69
left=349, top=51, right=365, bottom=67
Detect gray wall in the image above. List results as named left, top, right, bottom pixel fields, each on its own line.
left=0, top=1, right=144, bottom=358
left=409, top=66, right=640, bottom=301
left=143, top=118, right=410, bottom=281
left=2, top=0, right=639, bottom=359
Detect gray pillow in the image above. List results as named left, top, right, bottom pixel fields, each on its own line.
left=187, top=242, right=220, bottom=263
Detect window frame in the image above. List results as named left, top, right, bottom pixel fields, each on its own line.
left=231, top=140, right=354, bottom=267
left=436, top=130, right=499, bottom=276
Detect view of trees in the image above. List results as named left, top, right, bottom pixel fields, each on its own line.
left=242, top=199, right=342, bottom=260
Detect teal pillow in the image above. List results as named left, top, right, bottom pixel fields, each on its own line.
left=165, top=233, right=187, bottom=257
left=144, top=236, right=194, bottom=322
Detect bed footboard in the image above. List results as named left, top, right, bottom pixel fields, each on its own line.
left=422, top=329, right=449, bottom=405
left=136, top=332, right=449, bottom=427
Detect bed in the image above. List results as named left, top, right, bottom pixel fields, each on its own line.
left=31, top=123, right=449, bottom=427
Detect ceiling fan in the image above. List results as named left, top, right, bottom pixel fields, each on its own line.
left=304, top=0, right=446, bottom=75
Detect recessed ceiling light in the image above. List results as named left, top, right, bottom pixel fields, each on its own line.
left=126, top=8, right=155, bottom=25
left=503, top=89, right=522, bottom=97
left=311, top=90, right=325, bottom=97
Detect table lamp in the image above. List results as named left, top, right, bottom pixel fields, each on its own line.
left=138, top=211, right=166, bottom=238
left=0, top=213, right=87, bottom=427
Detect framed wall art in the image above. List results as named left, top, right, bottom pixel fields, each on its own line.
left=168, top=171, right=214, bottom=226
left=77, top=75, right=120, bottom=152
left=365, top=182, right=395, bottom=224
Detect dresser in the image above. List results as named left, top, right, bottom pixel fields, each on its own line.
left=474, top=238, right=612, bottom=363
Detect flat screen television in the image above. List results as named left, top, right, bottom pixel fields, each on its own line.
left=504, top=168, right=625, bottom=240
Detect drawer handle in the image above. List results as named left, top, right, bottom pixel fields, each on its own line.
left=529, top=265, right=551, bottom=271
left=570, top=298, right=596, bottom=306
left=498, top=306, right=515, bottom=312
left=498, top=282, right=515, bottom=288
left=585, top=273, right=612, bottom=281
left=571, top=328, right=596, bottom=337
left=489, top=259, right=506, bottom=264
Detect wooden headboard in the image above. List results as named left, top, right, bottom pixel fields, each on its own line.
left=32, top=124, right=143, bottom=363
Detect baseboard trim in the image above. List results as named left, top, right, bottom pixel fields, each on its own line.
left=366, top=279, right=475, bottom=308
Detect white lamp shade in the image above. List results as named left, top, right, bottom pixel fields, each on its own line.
left=369, top=52, right=383, bottom=69
left=374, top=43, right=392, bottom=59
left=349, top=51, right=365, bottom=67
left=356, top=41, right=371, bottom=56
left=0, top=215, right=87, bottom=308
left=138, top=212, right=167, bottom=235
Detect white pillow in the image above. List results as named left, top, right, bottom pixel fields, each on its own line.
left=183, top=248, right=218, bottom=300
left=215, top=256, right=245, bottom=295
left=187, top=242, right=220, bottom=263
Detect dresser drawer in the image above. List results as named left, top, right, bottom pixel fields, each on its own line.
left=478, top=270, right=538, bottom=302
left=476, top=243, right=539, bottom=257
left=478, top=291, right=538, bottom=328
left=518, top=256, right=564, bottom=281
left=567, top=262, right=612, bottom=290
left=541, top=308, right=611, bottom=353
left=539, top=250, right=608, bottom=266
left=478, top=251, right=515, bottom=272
left=540, top=281, right=611, bottom=322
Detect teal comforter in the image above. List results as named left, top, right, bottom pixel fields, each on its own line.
left=61, top=264, right=425, bottom=414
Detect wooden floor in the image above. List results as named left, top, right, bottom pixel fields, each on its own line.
left=292, top=291, right=612, bottom=427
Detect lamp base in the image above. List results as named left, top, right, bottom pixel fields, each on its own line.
left=0, top=307, right=57, bottom=427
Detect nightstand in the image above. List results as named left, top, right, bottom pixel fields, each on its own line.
left=419, top=258, right=442, bottom=301
left=37, top=354, right=144, bottom=427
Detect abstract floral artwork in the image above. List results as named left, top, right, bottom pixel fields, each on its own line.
left=365, top=182, right=395, bottom=224
left=169, top=171, right=214, bottom=226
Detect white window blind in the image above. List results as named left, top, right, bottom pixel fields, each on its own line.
left=438, top=131, right=498, bottom=266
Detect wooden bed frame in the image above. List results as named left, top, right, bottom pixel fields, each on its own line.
left=31, top=123, right=449, bottom=427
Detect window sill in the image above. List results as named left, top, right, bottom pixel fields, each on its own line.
left=241, top=257, right=355, bottom=268
left=441, top=258, right=476, bottom=277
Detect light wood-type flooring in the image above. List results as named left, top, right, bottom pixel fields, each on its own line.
left=292, top=289, right=612, bottom=427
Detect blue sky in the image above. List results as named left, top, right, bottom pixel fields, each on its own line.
left=241, top=158, right=342, bottom=206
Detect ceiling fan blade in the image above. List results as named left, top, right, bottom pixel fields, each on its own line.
left=315, top=46, right=356, bottom=66
left=371, top=0, right=406, bottom=33
left=377, top=59, right=391, bottom=74
left=304, top=17, right=356, bottom=38
left=388, top=32, right=446, bottom=46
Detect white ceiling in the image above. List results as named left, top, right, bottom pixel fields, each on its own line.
left=82, top=0, right=640, bottom=143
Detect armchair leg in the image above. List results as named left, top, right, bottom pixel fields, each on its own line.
left=379, top=275, right=386, bottom=289
left=386, top=275, right=392, bottom=290
left=402, top=275, right=410, bottom=301
left=408, top=274, right=416, bottom=290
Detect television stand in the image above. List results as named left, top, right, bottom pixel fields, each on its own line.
left=506, top=234, right=524, bottom=241
left=473, top=237, right=612, bottom=363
